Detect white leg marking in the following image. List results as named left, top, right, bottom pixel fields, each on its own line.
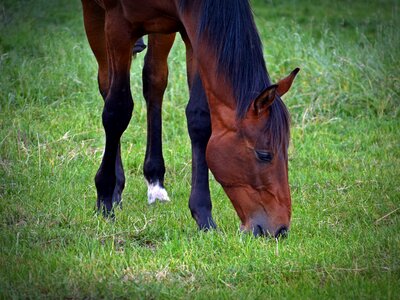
left=146, top=180, right=170, bottom=204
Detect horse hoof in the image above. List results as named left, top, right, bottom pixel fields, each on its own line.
left=198, top=222, right=217, bottom=232
left=197, top=217, right=217, bottom=231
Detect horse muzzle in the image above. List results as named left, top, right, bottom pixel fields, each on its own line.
left=241, top=213, right=289, bottom=238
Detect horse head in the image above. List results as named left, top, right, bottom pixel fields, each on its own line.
left=206, top=68, right=300, bottom=237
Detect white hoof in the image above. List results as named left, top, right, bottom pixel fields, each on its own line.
left=146, top=181, right=170, bottom=204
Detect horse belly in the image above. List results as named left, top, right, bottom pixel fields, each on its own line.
left=120, top=0, right=181, bottom=34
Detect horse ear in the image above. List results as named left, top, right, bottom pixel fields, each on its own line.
left=253, top=84, right=278, bottom=115
left=276, top=67, right=300, bottom=97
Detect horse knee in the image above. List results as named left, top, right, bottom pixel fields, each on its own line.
left=186, top=106, right=211, bottom=142
left=102, top=90, right=133, bottom=134
left=185, top=73, right=211, bottom=142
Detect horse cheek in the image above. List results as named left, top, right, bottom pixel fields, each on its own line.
left=206, top=136, right=231, bottom=185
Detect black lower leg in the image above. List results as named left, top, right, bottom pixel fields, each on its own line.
left=186, top=74, right=216, bottom=230
left=95, top=87, right=133, bottom=216
left=143, top=103, right=166, bottom=187
left=97, top=80, right=125, bottom=209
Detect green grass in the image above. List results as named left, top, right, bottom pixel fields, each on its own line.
left=1, top=0, right=399, bottom=298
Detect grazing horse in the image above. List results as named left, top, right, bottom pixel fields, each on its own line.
left=81, top=0, right=299, bottom=237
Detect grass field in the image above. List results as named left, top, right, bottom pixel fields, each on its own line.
left=1, top=0, right=399, bottom=298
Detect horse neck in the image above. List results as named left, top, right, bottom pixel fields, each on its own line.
left=178, top=1, right=267, bottom=133
left=175, top=24, right=235, bottom=133
left=198, top=64, right=238, bottom=133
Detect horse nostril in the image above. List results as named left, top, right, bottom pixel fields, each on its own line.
left=252, top=224, right=266, bottom=237
left=275, top=226, right=288, bottom=238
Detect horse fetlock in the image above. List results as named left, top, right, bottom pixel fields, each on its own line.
left=95, top=169, right=115, bottom=194
left=143, top=158, right=165, bottom=182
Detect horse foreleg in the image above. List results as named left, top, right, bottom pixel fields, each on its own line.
left=186, top=73, right=216, bottom=230
left=94, top=12, right=135, bottom=216
left=142, top=33, right=176, bottom=204
left=182, top=33, right=216, bottom=230
left=82, top=1, right=127, bottom=213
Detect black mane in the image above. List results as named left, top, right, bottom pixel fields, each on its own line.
left=179, top=0, right=290, bottom=151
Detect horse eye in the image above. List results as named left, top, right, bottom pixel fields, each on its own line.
left=255, top=150, right=273, bottom=163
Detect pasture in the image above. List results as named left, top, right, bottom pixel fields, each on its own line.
left=0, top=0, right=399, bottom=298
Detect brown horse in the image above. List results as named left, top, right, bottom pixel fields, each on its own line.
left=81, top=0, right=299, bottom=237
